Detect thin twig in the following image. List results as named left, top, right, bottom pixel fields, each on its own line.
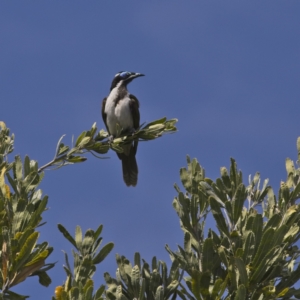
left=38, top=156, right=66, bottom=173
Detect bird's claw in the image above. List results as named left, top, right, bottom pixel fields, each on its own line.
left=129, top=128, right=136, bottom=136
left=108, top=135, right=114, bottom=143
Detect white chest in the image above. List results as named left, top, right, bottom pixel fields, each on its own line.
left=104, top=88, right=133, bottom=136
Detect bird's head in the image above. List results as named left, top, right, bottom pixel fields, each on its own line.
left=110, top=71, right=145, bottom=91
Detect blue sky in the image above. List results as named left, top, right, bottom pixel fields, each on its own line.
left=1, top=2, right=300, bottom=298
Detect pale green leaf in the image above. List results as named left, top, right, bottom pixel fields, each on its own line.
left=92, top=242, right=114, bottom=264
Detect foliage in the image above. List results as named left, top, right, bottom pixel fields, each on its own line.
left=0, top=122, right=54, bottom=299
left=103, top=253, right=181, bottom=300
left=52, top=224, right=113, bottom=300
left=0, top=119, right=177, bottom=299
left=167, top=151, right=300, bottom=299
left=2, top=120, right=300, bottom=300
left=38, top=117, right=178, bottom=173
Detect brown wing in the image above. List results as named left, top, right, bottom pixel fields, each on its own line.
left=129, top=94, right=140, bottom=130
left=101, top=97, right=109, bottom=132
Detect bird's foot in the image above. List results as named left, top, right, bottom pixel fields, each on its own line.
left=108, top=135, right=114, bottom=143
left=129, top=128, right=137, bottom=136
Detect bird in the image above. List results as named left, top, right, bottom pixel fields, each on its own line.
left=102, top=71, right=144, bottom=187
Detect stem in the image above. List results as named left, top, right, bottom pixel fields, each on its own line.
left=38, top=154, right=68, bottom=173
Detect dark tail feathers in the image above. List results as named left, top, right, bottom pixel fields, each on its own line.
left=121, top=152, right=138, bottom=187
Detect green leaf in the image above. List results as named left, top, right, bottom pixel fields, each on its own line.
left=218, top=246, right=229, bottom=268
left=210, top=197, right=229, bottom=237
left=116, top=285, right=129, bottom=300
left=297, top=137, right=300, bottom=162
left=234, top=284, right=246, bottom=300
left=190, top=195, right=199, bottom=227
left=69, top=287, right=80, bottom=299
left=76, top=256, right=94, bottom=285
left=230, top=158, right=242, bottom=192
left=225, top=201, right=233, bottom=223
left=200, top=181, right=225, bottom=208
left=116, top=255, right=132, bottom=285
left=89, top=142, right=109, bottom=154
left=92, top=242, right=114, bottom=264
left=147, top=124, right=165, bottom=131
left=24, top=156, right=30, bottom=178
left=57, top=144, right=69, bottom=156
left=75, top=131, right=87, bottom=146
left=24, top=250, right=48, bottom=267
left=94, top=285, right=105, bottom=299
left=155, top=286, right=164, bottom=300
left=290, top=181, right=300, bottom=202
left=199, top=271, right=211, bottom=297
left=36, top=271, right=52, bottom=287
left=85, top=285, right=94, bottom=300
left=75, top=225, right=82, bottom=251
left=276, top=263, right=300, bottom=292
left=211, top=278, right=224, bottom=298
left=82, top=230, right=95, bottom=256
left=78, top=136, right=91, bottom=147
left=0, top=167, right=7, bottom=197
left=4, top=290, right=29, bottom=300
left=272, top=224, right=289, bottom=247
left=234, top=257, right=248, bottom=286
left=215, top=178, right=229, bottom=202
left=242, top=231, right=255, bottom=265
left=149, top=269, right=161, bottom=297
left=276, top=287, right=289, bottom=297
left=139, top=278, right=145, bottom=300
left=6, top=172, right=18, bottom=195
left=264, top=214, right=281, bottom=231
left=131, top=265, right=140, bottom=297
left=27, top=196, right=48, bottom=230
left=134, top=252, right=141, bottom=271
left=13, top=232, right=39, bottom=272
left=183, top=232, right=191, bottom=256
left=220, top=167, right=232, bottom=195
left=93, top=224, right=103, bottom=240
left=286, top=158, right=295, bottom=188
left=252, top=227, right=275, bottom=267
left=202, top=238, right=214, bottom=272
left=110, top=143, right=124, bottom=153
left=14, top=155, right=23, bottom=181
left=95, top=129, right=108, bottom=141
left=89, top=122, right=97, bottom=137
left=248, top=214, right=263, bottom=254
left=57, top=224, right=77, bottom=249
left=152, top=256, right=158, bottom=271
left=250, top=246, right=282, bottom=283
left=180, top=167, right=192, bottom=194
left=67, top=156, right=87, bottom=163
left=232, top=184, right=246, bottom=224
left=143, top=117, right=167, bottom=128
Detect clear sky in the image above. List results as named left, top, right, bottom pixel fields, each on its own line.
left=1, top=2, right=300, bottom=298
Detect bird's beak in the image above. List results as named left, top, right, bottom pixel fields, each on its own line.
left=133, top=73, right=145, bottom=78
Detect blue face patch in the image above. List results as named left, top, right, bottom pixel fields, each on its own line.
left=120, top=71, right=131, bottom=78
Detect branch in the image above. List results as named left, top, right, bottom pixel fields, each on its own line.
left=38, top=117, right=178, bottom=173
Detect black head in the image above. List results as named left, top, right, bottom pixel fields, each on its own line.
left=110, top=71, right=145, bottom=91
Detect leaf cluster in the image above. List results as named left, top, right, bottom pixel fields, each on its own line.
left=0, top=118, right=178, bottom=299
left=52, top=224, right=113, bottom=300
left=3, top=121, right=300, bottom=300
left=52, top=227, right=181, bottom=300
left=104, top=253, right=181, bottom=300
left=38, top=118, right=178, bottom=173
left=0, top=123, right=54, bottom=299
left=168, top=153, right=300, bottom=299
